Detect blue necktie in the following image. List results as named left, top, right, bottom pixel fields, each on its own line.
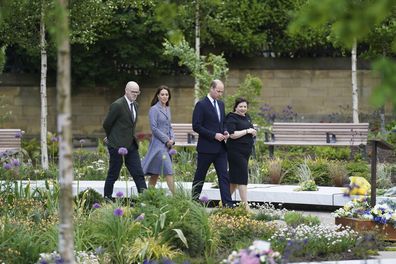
left=213, top=100, right=220, bottom=121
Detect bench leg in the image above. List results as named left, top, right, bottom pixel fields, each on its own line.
left=269, top=145, right=274, bottom=159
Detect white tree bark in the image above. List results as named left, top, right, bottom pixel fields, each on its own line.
left=194, top=0, right=200, bottom=104
left=56, top=0, right=74, bottom=263
left=40, top=4, right=49, bottom=170
left=351, top=39, right=359, bottom=123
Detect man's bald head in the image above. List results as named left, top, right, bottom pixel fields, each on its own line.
left=125, top=81, right=141, bottom=102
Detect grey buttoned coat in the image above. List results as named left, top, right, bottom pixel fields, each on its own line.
left=142, top=101, right=175, bottom=175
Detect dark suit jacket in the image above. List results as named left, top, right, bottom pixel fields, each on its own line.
left=192, top=97, right=226, bottom=153
left=103, top=96, right=138, bottom=149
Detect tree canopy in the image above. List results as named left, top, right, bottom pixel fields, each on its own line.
left=1, top=0, right=395, bottom=88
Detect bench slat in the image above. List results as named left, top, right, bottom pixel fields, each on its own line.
left=264, top=123, right=369, bottom=148
left=0, top=129, right=22, bottom=152
left=171, top=123, right=198, bottom=146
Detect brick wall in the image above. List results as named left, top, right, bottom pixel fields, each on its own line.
left=0, top=58, right=393, bottom=139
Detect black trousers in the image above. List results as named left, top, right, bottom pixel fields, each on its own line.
left=104, top=145, right=147, bottom=198
left=192, top=151, right=233, bottom=207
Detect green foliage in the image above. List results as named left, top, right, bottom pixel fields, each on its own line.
left=163, top=38, right=229, bottom=98
left=0, top=95, right=12, bottom=126
left=371, top=58, right=396, bottom=110
left=75, top=188, right=104, bottom=212
left=0, top=45, right=5, bottom=72
left=86, top=203, right=142, bottom=263
left=346, top=161, right=370, bottom=181
left=0, top=219, right=55, bottom=264
left=308, top=158, right=331, bottom=186
left=314, top=146, right=350, bottom=160
left=289, top=0, right=396, bottom=110
left=289, top=0, right=395, bottom=49
left=283, top=211, right=320, bottom=227
left=134, top=188, right=217, bottom=258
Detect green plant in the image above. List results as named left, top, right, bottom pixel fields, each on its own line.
left=86, top=203, right=142, bottom=263
left=328, top=161, right=348, bottom=187
left=295, top=159, right=318, bottom=191
left=377, top=163, right=393, bottom=190
left=254, top=203, right=288, bottom=222
left=346, top=161, right=370, bottom=181
left=283, top=211, right=320, bottom=227
left=267, top=157, right=283, bottom=184
left=314, top=146, right=350, bottom=160
left=308, top=158, right=331, bottom=186
left=75, top=188, right=105, bottom=212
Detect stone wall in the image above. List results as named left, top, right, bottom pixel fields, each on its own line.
left=0, top=58, right=393, bottom=139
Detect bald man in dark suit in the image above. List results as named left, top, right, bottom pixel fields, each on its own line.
left=192, top=80, right=233, bottom=207
left=103, top=81, right=147, bottom=199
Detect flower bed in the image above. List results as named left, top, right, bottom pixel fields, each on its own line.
left=335, top=217, right=396, bottom=241
left=334, top=197, right=396, bottom=241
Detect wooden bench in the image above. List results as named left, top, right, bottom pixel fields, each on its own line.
left=264, top=122, right=369, bottom=158
left=171, top=123, right=199, bottom=147
left=0, top=129, right=22, bottom=153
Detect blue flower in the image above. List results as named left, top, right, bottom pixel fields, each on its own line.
left=116, top=191, right=124, bottom=198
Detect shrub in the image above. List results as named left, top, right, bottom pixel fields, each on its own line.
left=328, top=161, right=348, bottom=187
left=283, top=211, right=320, bottom=227
left=308, top=158, right=331, bottom=186
left=346, top=161, right=370, bottom=181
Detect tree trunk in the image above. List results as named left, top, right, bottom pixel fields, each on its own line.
left=40, top=4, right=49, bottom=170
left=351, top=39, right=359, bottom=123
left=56, top=0, right=74, bottom=263
left=194, top=0, right=200, bottom=104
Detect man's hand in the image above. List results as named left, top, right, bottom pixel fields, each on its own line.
left=223, top=131, right=230, bottom=140
left=215, top=133, right=226, bottom=141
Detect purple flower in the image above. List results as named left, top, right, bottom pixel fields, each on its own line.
left=116, top=191, right=124, bottom=198
left=51, top=136, right=58, bottom=142
left=118, top=147, right=128, bottom=156
left=168, top=148, right=177, bottom=156
left=135, top=213, right=145, bottom=221
left=114, top=208, right=124, bottom=217
left=79, top=139, right=86, bottom=145
left=3, top=163, right=12, bottom=170
left=199, top=195, right=209, bottom=203
left=92, top=203, right=101, bottom=209
left=11, top=159, right=20, bottom=167
left=15, top=131, right=23, bottom=138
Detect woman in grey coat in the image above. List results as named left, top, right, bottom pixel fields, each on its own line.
left=142, top=85, right=175, bottom=194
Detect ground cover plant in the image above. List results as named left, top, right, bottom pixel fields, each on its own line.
left=0, top=182, right=387, bottom=263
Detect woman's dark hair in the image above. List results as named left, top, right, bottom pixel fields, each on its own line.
left=150, top=85, right=171, bottom=106
left=233, top=97, right=249, bottom=111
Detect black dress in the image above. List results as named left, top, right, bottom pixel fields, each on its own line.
left=225, top=112, right=254, bottom=185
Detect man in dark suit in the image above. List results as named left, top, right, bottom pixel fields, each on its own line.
left=103, top=81, right=147, bottom=199
left=192, top=79, right=233, bottom=207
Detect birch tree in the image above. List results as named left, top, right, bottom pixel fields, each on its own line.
left=194, top=0, right=200, bottom=104
left=40, top=1, right=49, bottom=169
left=53, top=0, right=74, bottom=261
left=351, top=39, right=359, bottom=123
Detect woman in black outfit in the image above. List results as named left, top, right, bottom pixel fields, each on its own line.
left=225, top=98, right=257, bottom=208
